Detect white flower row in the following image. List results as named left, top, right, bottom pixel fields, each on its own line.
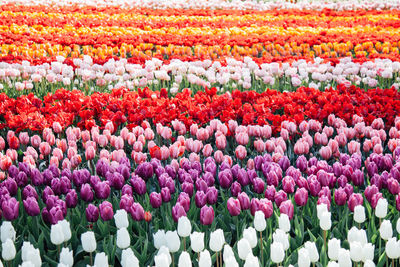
left=1, top=56, right=400, bottom=92
left=0, top=0, right=399, bottom=11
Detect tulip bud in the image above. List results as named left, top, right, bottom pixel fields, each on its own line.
left=386, top=237, right=400, bottom=259
left=380, top=220, right=393, bottom=240
left=244, top=254, right=259, bottom=267
left=198, top=250, right=211, bottom=267
left=338, top=248, right=351, bottom=267
left=81, top=231, right=96, bottom=253
left=304, top=241, right=319, bottom=263
left=362, top=243, right=375, bottom=262
left=397, top=218, right=400, bottom=236
left=0, top=221, right=16, bottom=243
left=375, top=198, right=388, bottom=218
left=209, top=229, right=225, bottom=252
left=200, top=205, right=214, bottom=225
left=349, top=242, right=363, bottom=262
left=238, top=238, right=252, bottom=260
left=50, top=223, right=65, bottom=246
left=59, top=220, right=71, bottom=243
left=254, top=210, right=266, bottom=232
left=328, top=238, right=340, bottom=261
left=177, top=216, right=192, bottom=238
left=319, top=211, right=331, bottom=231
left=273, top=229, right=289, bottom=251
left=317, top=204, right=328, bottom=220
left=270, top=242, right=284, bottom=264
left=121, top=248, right=139, bottom=267
left=155, top=252, right=171, bottom=267
left=178, top=251, right=192, bottom=267
left=190, top=231, right=204, bottom=253
left=278, top=213, right=290, bottom=233
left=156, top=246, right=171, bottom=266
left=165, top=231, right=180, bottom=254
left=114, top=209, right=129, bottom=229
left=364, top=260, right=376, bottom=267
left=225, top=256, right=239, bottom=267
left=327, top=261, right=339, bottom=267
left=153, top=230, right=166, bottom=250
left=2, top=238, right=16, bottom=261
left=94, top=252, right=108, bottom=267
left=223, top=244, right=234, bottom=262
left=117, top=228, right=130, bottom=249
left=227, top=197, right=241, bottom=216
left=243, top=227, right=257, bottom=248
left=353, top=205, right=366, bottom=223
left=298, top=247, right=311, bottom=267
left=59, top=247, right=73, bottom=267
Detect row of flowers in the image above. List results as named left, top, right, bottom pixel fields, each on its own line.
left=0, top=116, right=400, bottom=264
left=0, top=57, right=399, bottom=97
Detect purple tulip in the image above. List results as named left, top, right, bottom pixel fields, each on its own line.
left=135, top=162, right=153, bottom=180
left=296, top=155, right=308, bottom=172
left=279, top=200, right=294, bottom=220
left=231, top=192, right=247, bottom=211
left=66, top=189, right=78, bottom=208
left=31, top=168, right=44, bottom=186
left=334, top=187, right=347, bottom=206
left=278, top=156, right=290, bottom=171
left=195, top=178, right=208, bottom=192
left=195, top=190, right=207, bottom=208
left=42, top=186, right=54, bottom=203
left=254, top=156, right=264, bottom=171
left=337, top=175, right=348, bottom=188
left=344, top=183, right=354, bottom=199
left=348, top=193, right=363, bottom=212
left=188, top=169, right=200, bottom=182
left=367, top=162, right=378, bottom=178
left=45, top=206, right=64, bottom=225
left=178, top=192, right=190, bottom=212
left=218, top=169, right=233, bottom=189
left=117, top=165, right=130, bottom=181
left=96, top=159, right=110, bottom=177
left=396, top=194, right=400, bottom=211
left=43, top=169, right=54, bottom=186
left=131, top=177, right=146, bottom=195
left=250, top=198, right=260, bottom=216
left=282, top=176, right=295, bottom=194
left=182, top=182, right=194, bottom=197
left=370, top=192, right=383, bottom=209
left=120, top=194, right=134, bottom=211
left=22, top=185, right=38, bottom=200
left=264, top=185, right=276, bottom=201
left=164, top=177, right=175, bottom=194
left=387, top=178, right=400, bottom=195
left=364, top=185, right=379, bottom=203
left=200, top=205, right=214, bottom=225
left=86, top=204, right=100, bottom=222
left=351, top=169, right=364, bottom=186
left=80, top=183, right=94, bottom=202
left=110, top=172, right=125, bottom=190
left=294, top=188, right=308, bottom=206
left=94, top=181, right=111, bottom=199
left=274, top=190, right=287, bottom=207
left=99, top=201, right=114, bottom=221
left=2, top=197, right=18, bottom=220
left=23, top=197, right=40, bottom=216
left=90, top=175, right=101, bottom=187
left=252, top=178, right=265, bottom=194
left=237, top=168, right=250, bottom=186
left=16, top=172, right=28, bottom=187
left=370, top=174, right=382, bottom=190
left=227, top=197, right=241, bottom=216
left=161, top=187, right=171, bottom=203
left=206, top=187, right=218, bottom=205
left=130, top=202, right=144, bottom=221
left=247, top=169, right=257, bottom=183
left=266, top=171, right=279, bottom=187
left=172, top=202, right=187, bottom=222
left=203, top=172, right=214, bottom=187
left=122, top=184, right=133, bottom=196
left=259, top=198, right=273, bottom=218
left=308, top=176, right=321, bottom=197
left=165, top=165, right=176, bottom=179
left=8, top=165, right=18, bottom=178
left=150, top=192, right=162, bottom=209
left=318, top=186, right=332, bottom=202
left=230, top=181, right=241, bottom=197
left=3, top=179, right=17, bottom=196
left=317, top=196, right=331, bottom=210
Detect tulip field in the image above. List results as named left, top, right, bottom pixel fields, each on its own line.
left=2, top=0, right=400, bottom=267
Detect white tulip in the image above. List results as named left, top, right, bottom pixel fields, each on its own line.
left=349, top=242, right=362, bottom=262
left=224, top=256, right=239, bottom=267
left=2, top=239, right=16, bottom=261
left=157, top=246, right=171, bottom=265
left=165, top=231, right=180, bottom=253
left=380, top=220, right=393, bottom=240
left=273, top=229, right=289, bottom=251
left=320, top=211, right=331, bottom=231
left=223, top=244, right=234, bottom=262
left=198, top=250, right=212, bottom=267
left=327, top=261, right=339, bottom=267
left=153, top=230, right=167, bottom=250
left=244, top=254, right=259, bottom=267
left=278, top=213, right=290, bottom=233
left=254, top=211, right=266, bottom=232
left=328, top=238, right=340, bottom=261
left=20, top=262, right=35, bottom=267
left=178, top=251, right=192, bottom=267
left=50, top=224, right=65, bottom=246
left=190, top=232, right=204, bottom=253
left=81, top=231, right=96, bottom=253
left=386, top=237, right=400, bottom=259
left=116, top=228, right=130, bottom=249
left=177, top=217, right=192, bottom=238
left=270, top=242, right=284, bottom=264
left=347, top=227, right=367, bottom=245
left=59, top=220, right=71, bottom=242
left=375, top=198, right=388, bottom=218
left=121, top=248, right=139, bottom=267
left=59, top=248, right=73, bottom=267
left=396, top=218, right=400, bottom=234
left=362, top=243, right=375, bottom=262
left=114, top=210, right=129, bottom=229
left=298, top=247, right=311, bottom=267
left=317, top=204, right=328, bottom=220
left=238, top=238, right=252, bottom=260
left=21, top=242, right=35, bottom=262
left=304, top=241, right=319, bottom=263
left=94, top=252, right=108, bottom=267
left=364, top=260, right=376, bottom=267
left=243, top=227, right=257, bottom=248
left=338, top=248, right=352, bottom=267
left=0, top=222, right=15, bottom=243
left=353, top=205, right=365, bottom=224
left=154, top=253, right=170, bottom=267
left=209, top=229, right=225, bottom=252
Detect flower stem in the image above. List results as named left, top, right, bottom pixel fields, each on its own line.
left=260, top=231, right=264, bottom=265
left=216, top=251, right=219, bottom=267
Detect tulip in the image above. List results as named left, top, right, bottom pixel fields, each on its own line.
left=298, top=247, right=311, bottom=267
left=81, top=231, right=96, bottom=253
left=94, top=252, right=108, bottom=267
left=334, top=187, right=347, bottom=206
left=198, top=250, right=211, bottom=267
left=364, top=260, right=376, bottom=267
left=166, top=230, right=181, bottom=253
left=150, top=192, right=162, bottom=209
left=349, top=242, right=363, bottom=262
left=227, top=197, right=241, bottom=216
left=254, top=210, right=266, bottom=232
left=50, top=223, right=64, bottom=246
left=114, top=209, right=129, bottom=229
left=23, top=197, right=40, bottom=216
left=320, top=211, right=332, bottom=231
left=0, top=222, right=15, bottom=243
left=200, top=205, right=214, bottom=225
left=2, top=197, right=19, bottom=220
left=2, top=239, right=16, bottom=261
left=156, top=246, right=172, bottom=266
left=65, top=190, right=78, bottom=208
left=161, top=187, right=171, bottom=203
left=396, top=217, right=400, bottom=234
left=362, top=243, right=375, bottom=262
left=59, top=247, right=73, bottom=267
left=380, top=220, right=393, bottom=240
left=273, top=229, right=289, bottom=251
left=386, top=238, right=400, bottom=259
left=338, top=248, right=352, bottom=267
left=328, top=238, right=340, bottom=261
left=243, top=227, right=257, bottom=248
left=294, top=187, right=308, bottom=206
left=353, top=205, right=366, bottom=224
left=304, top=241, right=319, bottom=263
left=178, top=216, right=192, bottom=239
left=244, top=254, right=259, bottom=267
left=348, top=193, right=363, bottom=212
left=375, top=198, right=388, bottom=218
left=278, top=214, right=290, bottom=233
left=223, top=244, right=234, bottom=262
left=190, top=232, right=204, bottom=253
left=270, top=242, right=284, bottom=264
left=210, top=229, right=225, bottom=252
left=172, top=202, right=187, bottom=222
left=153, top=230, right=166, bottom=250
left=59, top=220, right=71, bottom=242
left=121, top=248, right=139, bottom=267
left=85, top=204, right=99, bottom=223
left=178, top=251, right=192, bottom=267
left=279, top=200, right=294, bottom=220
left=238, top=192, right=250, bottom=210
left=317, top=204, right=328, bottom=220
left=238, top=238, right=252, bottom=260
left=116, top=228, right=130, bottom=249
left=80, top=184, right=94, bottom=202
